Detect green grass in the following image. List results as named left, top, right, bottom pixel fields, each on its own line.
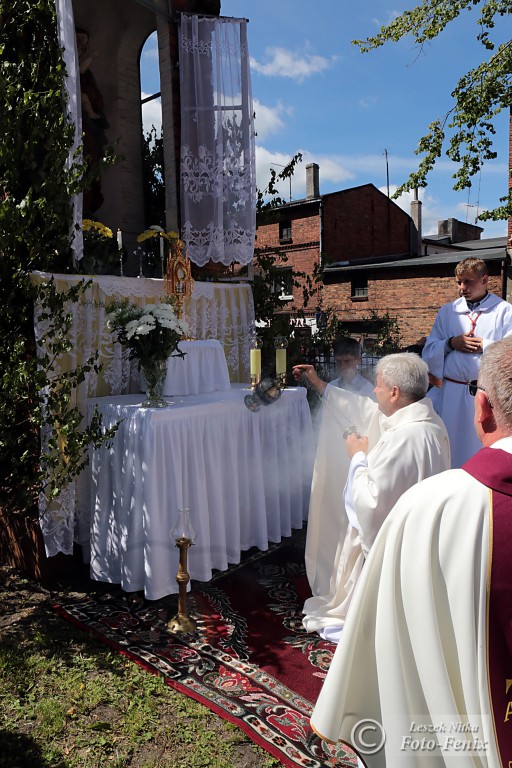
left=0, top=605, right=281, bottom=768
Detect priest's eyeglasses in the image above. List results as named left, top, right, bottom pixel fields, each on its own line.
left=468, top=380, right=493, bottom=408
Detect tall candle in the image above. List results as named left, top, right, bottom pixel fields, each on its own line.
left=117, top=229, right=122, bottom=249
left=250, top=348, right=261, bottom=378
left=160, top=235, right=164, bottom=260
left=276, top=348, right=287, bottom=379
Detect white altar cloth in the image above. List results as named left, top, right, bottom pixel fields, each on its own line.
left=163, top=340, right=230, bottom=396
left=85, top=385, right=314, bottom=600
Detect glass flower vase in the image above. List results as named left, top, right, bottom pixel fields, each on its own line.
left=141, top=358, right=168, bottom=408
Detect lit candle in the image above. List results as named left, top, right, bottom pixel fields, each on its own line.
left=274, top=336, right=288, bottom=383
left=117, top=229, right=123, bottom=250
left=276, top=348, right=287, bottom=379
left=160, top=235, right=164, bottom=260
left=250, top=348, right=261, bottom=379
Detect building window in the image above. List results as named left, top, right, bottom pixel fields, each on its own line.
left=279, top=220, right=292, bottom=243
left=272, top=268, right=293, bottom=301
left=351, top=274, right=368, bottom=301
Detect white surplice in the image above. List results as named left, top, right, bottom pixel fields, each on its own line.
left=310, top=441, right=512, bottom=767
left=304, top=375, right=376, bottom=602
left=303, top=397, right=450, bottom=640
left=422, top=292, right=512, bottom=468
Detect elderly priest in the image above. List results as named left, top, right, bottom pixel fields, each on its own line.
left=311, top=337, right=512, bottom=767
left=301, top=352, right=450, bottom=643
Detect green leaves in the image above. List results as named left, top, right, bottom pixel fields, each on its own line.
left=353, top=0, right=512, bottom=219
left=0, top=0, right=113, bottom=515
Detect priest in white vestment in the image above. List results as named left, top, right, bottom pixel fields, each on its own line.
left=299, top=353, right=450, bottom=643
left=292, top=338, right=376, bottom=602
left=422, top=256, right=512, bottom=468
left=311, top=337, right=512, bottom=767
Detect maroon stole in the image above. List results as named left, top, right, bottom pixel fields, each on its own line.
left=463, top=448, right=512, bottom=766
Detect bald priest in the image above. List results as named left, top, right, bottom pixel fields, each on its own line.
left=311, top=336, right=512, bottom=768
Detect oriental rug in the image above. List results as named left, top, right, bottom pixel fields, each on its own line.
left=53, top=530, right=357, bottom=768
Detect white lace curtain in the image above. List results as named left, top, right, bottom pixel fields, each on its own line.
left=55, top=0, right=83, bottom=264
left=179, top=14, right=256, bottom=267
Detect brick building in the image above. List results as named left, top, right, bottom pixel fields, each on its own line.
left=255, top=163, right=510, bottom=348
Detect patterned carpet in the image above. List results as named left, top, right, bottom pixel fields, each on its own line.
left=54, top=529, right=357, bottom=768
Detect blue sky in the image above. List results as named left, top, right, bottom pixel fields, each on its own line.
left=140, top=0, right=510, bottom=239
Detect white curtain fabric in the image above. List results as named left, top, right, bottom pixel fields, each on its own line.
left=179, top=15, right=256, bottom=267
left=55, top=0, right=83, bottom=264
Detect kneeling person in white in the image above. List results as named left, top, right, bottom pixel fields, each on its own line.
left=292, top=338, right=376, bottom=602
left=303, top=353, right=450, bottom=643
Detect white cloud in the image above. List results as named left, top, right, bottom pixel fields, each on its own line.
left=141, top=92, right=162, bottom=136
left=377, top=185, right=507, bottom=239
left=255, top=147, right=355, bottom=200
left=358, top=96, right=378, bottom=109
left=253, top=98, right=290, bottom=141
left=250, top=46, right=336, bottom=82
left=381, top=185, right=442, bottom=236
left=142, top=32, right=158, bottom=59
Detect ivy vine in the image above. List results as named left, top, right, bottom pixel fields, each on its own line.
left=0, top=0, right=114, bottom=519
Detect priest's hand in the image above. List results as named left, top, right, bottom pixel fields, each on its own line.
left=449, top=333, right=483, bottom=353
left=292, top=364, right=326, bottom=394
left=346, top=432, right=369, bottom=457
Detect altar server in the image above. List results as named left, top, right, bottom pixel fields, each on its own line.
left=300, top=353, right=450, bottom=642
left=292, top=338, right=375, bottom=602
left=311, top=337, right=512, bottom=768
left=422, top=256, right=512, bottom=468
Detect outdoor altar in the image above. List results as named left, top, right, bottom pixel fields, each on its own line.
left=31, top=271, right=255, bottom=557
left=31, top=272, right=253, bottom=398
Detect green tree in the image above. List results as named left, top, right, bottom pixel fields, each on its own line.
left=254, top=154, right=321, bottom=373
left=354, top=0, right=512, bottom=221
left=142, top=125, right=166, bottom=228
left=0, top=0, right=113, bottom=517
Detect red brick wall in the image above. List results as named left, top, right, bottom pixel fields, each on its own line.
left=323, top=267, right=503, bottom=347
left=322, top=185, right=412, bottom=264
left=255, top=202, right=322, bottom=307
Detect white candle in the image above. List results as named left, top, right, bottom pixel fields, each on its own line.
left=160, top=235, right=164, bottom=260
left=250, top=348, right=261, bottom=378
left=276, top=348, right=287, bottom=378
left=117, top=229, right=122, bottom=249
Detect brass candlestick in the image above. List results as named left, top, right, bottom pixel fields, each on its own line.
left=167, top=508, right=197, bottom=634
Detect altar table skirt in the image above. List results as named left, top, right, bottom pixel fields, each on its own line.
left=85, top=386, right=314, bottom=600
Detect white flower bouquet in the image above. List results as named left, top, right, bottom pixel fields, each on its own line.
left=106, top=297, right=188, bottom=366
left=106, top=298, right=188, bottom=406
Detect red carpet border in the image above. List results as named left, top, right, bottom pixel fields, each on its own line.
left=54, top=534, right=357, bottom=768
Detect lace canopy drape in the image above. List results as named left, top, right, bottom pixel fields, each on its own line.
left=179, top=15, right=256, bottom=267
left=55, top=0, right=83, bottom=263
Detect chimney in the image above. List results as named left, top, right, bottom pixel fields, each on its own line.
left=410, top=188, right=422, bottom=256
left=306, top=163, right=320, bottom=199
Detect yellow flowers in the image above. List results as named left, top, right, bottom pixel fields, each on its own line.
left=136, top=225, right=180, bottom=243
left=82, top=219, right=113, bottom=238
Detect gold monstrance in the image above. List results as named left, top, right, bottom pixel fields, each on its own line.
left=164, top=235, right=194, bottom=324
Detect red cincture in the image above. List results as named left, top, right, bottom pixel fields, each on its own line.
left=466, top=310, right=482, bottom=337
